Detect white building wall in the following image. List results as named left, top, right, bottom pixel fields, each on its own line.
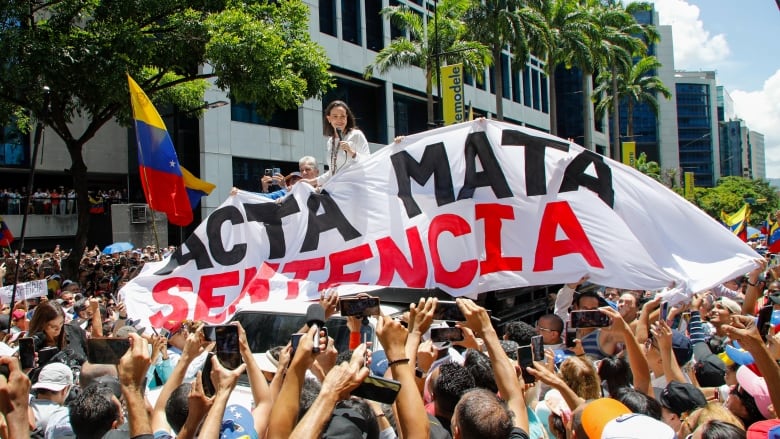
left=38, top=119, right=129, bottom=174
left=655, top=24, right=680, bottom=172
left=750, top=130, right=766, bottom=179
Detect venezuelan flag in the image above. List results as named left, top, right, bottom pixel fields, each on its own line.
left=181, top=166, right=215, bottom=209
left=766, top=214, right=780, bottom=253
left=721, top=203, right=750, bottom=242
left=0, top=216, right=13, bottom=248
left=128, top=74, right=193, bottom=226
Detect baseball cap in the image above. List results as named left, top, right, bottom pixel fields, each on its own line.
left=694, top=353, right=727, bottom=387
left=747, top=419, right=780, bottom=439
left=659, top=382, right=707, bottom=416
left=725, top=344, right=755, bottom=366
left=717, top=297, right=741, bottom=314
left=736, top=365, right=773, bottom=419
left=669, top=330, right=693, bottom=366
left=581, top=398, right=632, bottom=439
left=31, top=362, right=74, bottom=392
left=220, top=404, right=259, bottom=439
left=162, top=320, right=185, bottom=338
left=600, top=413, right=676, bottom=439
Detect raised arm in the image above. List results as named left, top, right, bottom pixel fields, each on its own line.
left=724, top=321, right=780, bottom=416
left=742, top=260, right=767, bottom=315
left=457, top=298, right=529, bottom=433
left=236, top=322, right=272, bottom=435
left=118, top=334, right=152, bottom=438
left=652, top=320, right=686, bottom=384
left=198, top=356, right=248, bottom=439
left=600, top=306, right=651, bottom=395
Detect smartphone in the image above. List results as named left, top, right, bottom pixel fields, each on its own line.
left=757, top=305, right=773, bottom=341
left=215, top=325, right=242, bottom=370
left=569, top=310, right=611, bottom=328
left=565, top=323, right=577, bottom=349
left=290, top=333, right=303, bottom=357
left=202, top=352, right=216, bottom=397
left=432, top=301, right=465, bottom=322
left=350, top=375, right=402, bottom=404
left=19, top=337, right=35, bottom=369
left=517, top=345, right=535, bottom=383
left=531, top=335, right=544, bottom=362
left=272, top=167, right=281, bottom=176
left=339, top=296, right=381, bottom=317
left=430, top=327, right=464, bottom=343
left=37, top=347, right=60, bottom=366
left=660, top=302, right=670, bottom=322
left=264, top=168, right=272, bottom=176
left=87, top=338, right=131, bottom=365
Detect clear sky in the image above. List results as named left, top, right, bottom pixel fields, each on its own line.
left=644, top=0, right=780, bottom=177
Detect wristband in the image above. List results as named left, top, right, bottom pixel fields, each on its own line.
left=349, top=331, right=361, bottom=350
left=747, top=280, right=757, bottom=286
left=387, top=358, right=410, bottom=367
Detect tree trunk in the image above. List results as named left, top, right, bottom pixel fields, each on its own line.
left=62, top=141, right=90, bottom=280
left=426, top=65, right=435, bottom=127
left=548, top=67, right=558, bottom=135
left=627, top=99, right=635, bottom=139
left=493, top=47, right=504, bottom=121
left=611, top=66, right=620, bottom=160
left=581, top=72, right=594, bottom=150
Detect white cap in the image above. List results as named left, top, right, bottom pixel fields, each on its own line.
left=31, top=362, right=73, bottom=392
left=601, top=414, right=676, bottom=439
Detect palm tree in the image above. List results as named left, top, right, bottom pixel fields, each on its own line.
left=614, top=55, right=672, bottom=140
left=463, top=0, right=550, bottom=121
left=364, top=0, right=490, bottom=127
left=529, top=0, right=596, bottom=136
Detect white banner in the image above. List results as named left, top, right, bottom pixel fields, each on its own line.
left=0, top=279, right=48, bottom=303
left=121, top=120, right=759, bottom=326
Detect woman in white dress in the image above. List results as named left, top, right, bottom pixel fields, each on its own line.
left=316, top=100, right=370, bottom=186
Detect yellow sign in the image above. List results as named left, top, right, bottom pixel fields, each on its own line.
left=441, top=64, right=464, bottom=125
left=621, top=141, right=636, bottom=167
left=684, top=172, right=695, bottom=198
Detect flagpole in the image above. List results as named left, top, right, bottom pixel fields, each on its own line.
left=11, top=86, right=49, bottom=309
left=136, top=140, right=163, bottom=254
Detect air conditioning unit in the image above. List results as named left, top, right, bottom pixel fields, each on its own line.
left=130, top=205, right=147, bottom=224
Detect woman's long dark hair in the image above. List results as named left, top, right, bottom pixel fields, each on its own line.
left=323, top=100, right=357, bottom=136
left=28, top=301, right=66, bottom=349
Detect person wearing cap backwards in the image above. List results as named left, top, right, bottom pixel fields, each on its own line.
left=29, top=362, right=74, bottom=437
left=658, top=381, right=707, bottom=433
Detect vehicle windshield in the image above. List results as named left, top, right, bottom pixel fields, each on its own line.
left=232, top=312, right=352, bottom=353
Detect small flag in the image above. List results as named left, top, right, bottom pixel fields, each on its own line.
left=128, top=74, right=193, bottom=226
left=0, top=216, right=13, bottom=248
left=766, top=213, right=780, bottom=253
left=181, top=166, right=215, bottom=209
left=721, top=204, right=750, bottom=242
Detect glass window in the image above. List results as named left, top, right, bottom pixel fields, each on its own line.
left=319, top=0, right=336, bottom=36
left=342, top=0, right=361, bottom=45
left=230, top=101, right=300, bottom=130
left=366, top=0, right=383, bottom=51
left=393, top=92, right=428, bottom=136
left=0, top=122, right=29, bottom=168
left=523, top=67, right=532, bottom=108
left=501, top=54, right=510, bottom=100
left=232, top=157, right=299, bottom=192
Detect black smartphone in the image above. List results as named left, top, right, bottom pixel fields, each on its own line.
left=432, top=301, right=465, bottom=322
left=339, top=296, right=381, bottom=317
left=569, top=310, right=611, bottom=328
left=531, top=335, right=544, bottom=362
left=757, top=305, right=774, bottom=341
left=37, top=347, right=60, bottom=366
left=215, top=325, right=242, bottom=370
left=290, top=333, right=303, bottom=357
left=264, top=168, right=272, bottom=176
left=202, top=352, right=216, bottom=397
left=350, top=375, right=402, bottom=404
left=87, top=337, right=131, bottom=365
left=660, top=302, right=670, bottom=322
left=565, top=323, right=577, bottom=349
left=430, top=326, right=464, bottom=343
left=517, top=345, right=535, bottom=383
left=19, top=337, right=35, bottom=369
left=202, top=325, right=219, bottom=342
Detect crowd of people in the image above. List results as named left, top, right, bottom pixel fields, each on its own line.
left=1, top=101, right=778, bottom=438
left=0, top=188, right=128, bottom=215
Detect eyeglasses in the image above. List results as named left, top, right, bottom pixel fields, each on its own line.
left=536, top=327, right=555, bottom=333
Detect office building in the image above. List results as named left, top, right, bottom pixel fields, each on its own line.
left=674, top=70, right=720, bottom=187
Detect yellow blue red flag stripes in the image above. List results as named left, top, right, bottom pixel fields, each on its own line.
left=721, top=203, right=750, bottom=242
left=181, top=166, right=215, bottom=209
left=0, top=216, right=13, bottom=248
left=128, top=74, right=193, bottom=226
left=764, top=213, right=780, bottom=253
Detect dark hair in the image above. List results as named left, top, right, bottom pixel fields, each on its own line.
left=28, top=301, right=66, bottom=350
left=504, top=320, right=536, bottom=346
left=598, top=356, right=632, bottom=397
left=454, top=388, right=514, bottom=439
left=731, top=384, right=766, bottom=425
left=699, top=420, right=746, bottom=439
left=464, top=349, right=497, bottom=393
left=499, top=340, right=519, bottom=360
left=323, top=100, right=357, bottom=136
left=433, top=362, right=476, bottom=416
left=165, top=383, right=192, bottom=433
left=616, top=388, right=662, bottom=420
left=538, top=314, right=564, bottom=333
left=336, top=349, right=353, bottom=365
left=298, top=377, right=322, bottom=419
left=69, top=384, right=120, bottom=439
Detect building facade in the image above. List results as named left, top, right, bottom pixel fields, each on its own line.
left=674, top=70, right=720, bottom=187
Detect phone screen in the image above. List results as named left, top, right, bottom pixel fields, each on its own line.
left=19, top=337, right=35, bottom=369
left=350, top=375, right=402, bottom=404
left=215, top=325, right=242, bottom=370
left=531, top=335, right=544, bottom=361
left=565, top=323, right=577, bottom=349
left=569, top=310, right=611, bottom=328
left=660, top=302, right=669, bottom=322
left=517, top=345, right=535, bottom=383
left=203, top=325, right=218, bottom=342
left=87, top=338, right=131, bottom=365
left=202, top=352, right=216, bottom=397
left=433, top=301, right=465, bottom=322
left=757, top=305, right=773, bottom=341
left=430, top=327, right=465, bottom=343
left=290, top=333, right=303, bottom=357
left=339, top=296, right=381, bottom=317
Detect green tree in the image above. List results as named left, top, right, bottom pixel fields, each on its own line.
left=695, top=177, right=780, bottom=225
left=635, top=152, right=660, bottom=182
left=463, top=0, right=550, bottom=121
left=0, top=0, right=332, bottom=277
left=365, top=0, right=491, bottom=127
